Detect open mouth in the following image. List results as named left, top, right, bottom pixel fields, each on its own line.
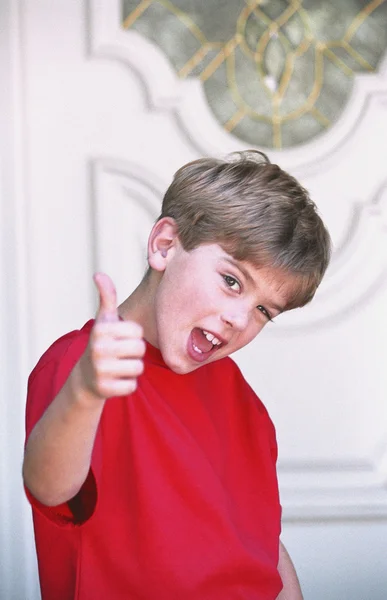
left=188, top=327, right=223, bottom=362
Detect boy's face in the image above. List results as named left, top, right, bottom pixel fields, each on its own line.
left=147, top=237, right=298, bottom=375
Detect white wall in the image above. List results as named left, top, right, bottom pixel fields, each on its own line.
left=0, top=2, right=40, bottom=598
left=282, top=521, right=387, bottom=599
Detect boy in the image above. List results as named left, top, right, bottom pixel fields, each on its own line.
left=23, top=151, right=331, bottom=599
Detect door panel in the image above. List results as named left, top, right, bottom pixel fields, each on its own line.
left=2, top=1, right=386, bottom=597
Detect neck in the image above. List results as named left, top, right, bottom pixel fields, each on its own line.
left=118, top=269, right=161, bottom=347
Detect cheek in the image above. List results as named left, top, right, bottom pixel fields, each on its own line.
left=173, top=271, right=215, bottom=312
left=156, top=265, right=222, bottom=329
left=240, top=318, right=264, bottom=345
left=156, top=272, right=201, bottom=325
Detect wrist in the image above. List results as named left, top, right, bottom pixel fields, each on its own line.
left=67, top=359, right=107, bottom=412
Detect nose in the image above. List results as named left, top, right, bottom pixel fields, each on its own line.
left=221, top=306, right=250, bottom=331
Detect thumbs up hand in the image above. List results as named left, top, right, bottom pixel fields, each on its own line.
left=79, top=273, right=145, bottom=401
left=94, top=272, right=120, bottom=324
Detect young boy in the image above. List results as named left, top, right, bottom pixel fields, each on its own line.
left=23, top=151, right=331, bottom=600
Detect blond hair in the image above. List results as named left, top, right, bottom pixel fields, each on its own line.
left=159, top=151, right=331, bottom=308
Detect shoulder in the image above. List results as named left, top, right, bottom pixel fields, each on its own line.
left=206, top=356, right=277, bottom=450
left=26, top=320, right=94, bottom=438
left=28, top=320, right=94, bottom=386
left=207, top=356, right=268, bottom=412
left=204, top=355, right=241, bottom=381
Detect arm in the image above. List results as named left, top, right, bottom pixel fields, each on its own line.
left=22, top=273, right=145, bottom=507
left=276, top=541, right=303, bottom=600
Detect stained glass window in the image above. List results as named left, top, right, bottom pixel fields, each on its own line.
left=122, top=0, right=387, bottom=148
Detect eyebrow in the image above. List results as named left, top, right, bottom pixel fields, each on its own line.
left=224, top=257, right=254, bottom=284
left=223, top=257, right=286, bottom=314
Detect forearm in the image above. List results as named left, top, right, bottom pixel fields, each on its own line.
left=23, top=359, right=105, bottom=506
left=276, top=541, right=303, bottom=600
left=23, top=273, right=145, bottom=507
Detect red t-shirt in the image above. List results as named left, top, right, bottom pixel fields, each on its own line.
left=25, top=320, right=282, bottom=599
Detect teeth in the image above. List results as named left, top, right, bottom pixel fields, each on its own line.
left=202, top=330, right=221, bottom=346
left=193, top=343, right=203, bottom=354
left=203, top=330, right=214, bottom=342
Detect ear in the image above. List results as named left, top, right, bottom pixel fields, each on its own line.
left=147, top=217, right=179, bottom=272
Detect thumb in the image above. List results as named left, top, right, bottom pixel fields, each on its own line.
left=93, top=272, right=119, bottom=323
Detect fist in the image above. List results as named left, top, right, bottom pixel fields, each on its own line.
left=80, top=273, right=146, bottom=399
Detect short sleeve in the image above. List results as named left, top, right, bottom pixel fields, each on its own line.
left=25, top=320, right=100, bottom=526
left=226, top=357, right=279, bottom=466
left=266, top=414, right=278, bottom=465
left=26, top=329, right=89, bottom=439
left=247, top=382, right=278, bottom=466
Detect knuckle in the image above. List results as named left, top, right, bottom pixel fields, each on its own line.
left=135, top=359, right=144, bottom=375
left=128, top=359, right=143, bottom=376
left=124, top=340, right=145, bottom=358
left=137, top=340, right=146, bottom=356
left=96, top=380, right=110, bottom=399
left=127, top=380, right=138, bottom=394
left=135, top=325, right=144, bottom=338
left=94, top=358, right=107, bottom=375
left=127, top=321, right=143, bottom=338
left=91, top=341, right=104, bottom=360
left=92, top=322, right=106, bottom=337
left=96, top=367, right=114, bottom=388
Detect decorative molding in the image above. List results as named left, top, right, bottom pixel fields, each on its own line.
left=121, top=1, right=387, bottom=150
left=89, top=0, right=387, bottom=169
left=0, top=1, right=39, bottom=597
left=279, top=452, right=387, bottom=521
left=91, top=157, right=165, bottom=300
left=375, top=441, right=387, bottom=486
left=271, top=176, right=387, bottom=333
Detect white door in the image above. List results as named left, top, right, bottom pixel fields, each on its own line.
left=1, top=1, right=387, bottom=598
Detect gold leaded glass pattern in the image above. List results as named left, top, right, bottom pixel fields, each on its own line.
left=122, top=0, right=387, bottom=149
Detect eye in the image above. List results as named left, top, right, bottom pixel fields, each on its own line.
left=223, top=275, right=241, bottom=292
left=257, top=305, right=274, bottom=322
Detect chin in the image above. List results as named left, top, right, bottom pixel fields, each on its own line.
left=167, top=361, right=194, bottom=375
left=163, top=353, right=197, bottom=375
